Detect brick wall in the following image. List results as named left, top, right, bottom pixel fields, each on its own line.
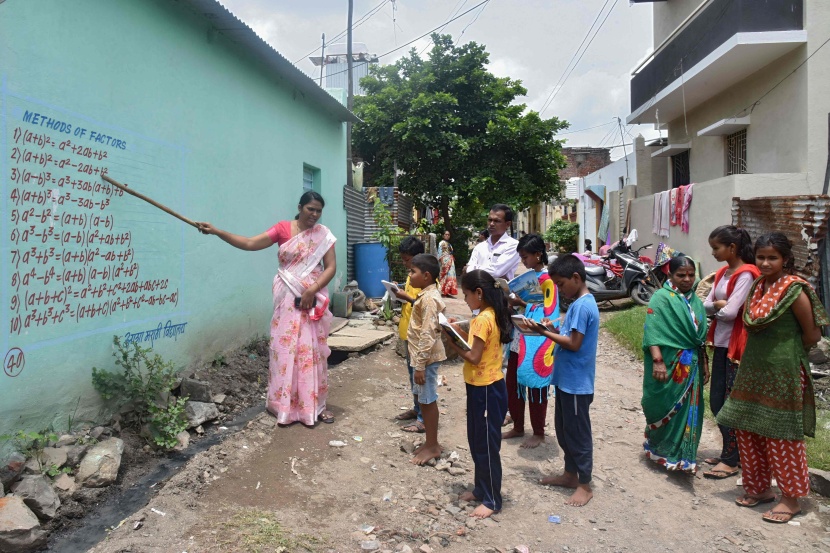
left=560, top=147, right=612, bottom=180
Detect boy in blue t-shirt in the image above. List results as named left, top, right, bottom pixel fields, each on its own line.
left=535, top=254, right=599, bottom=507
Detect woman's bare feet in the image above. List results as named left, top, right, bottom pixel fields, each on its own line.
left=521, top=435, right=544, bottom=449
left=411, top=444, right=442, bottom=466
left=565, top=484, right=593, bottom=507
left=470, top=504, right=498, bottom=518
left=458, top=490, right=479, bottom=502
left=502, top=428, right=525, bottom=440
left=540, top=472, right=579, bottom=488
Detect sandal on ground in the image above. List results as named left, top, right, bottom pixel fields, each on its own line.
left=318, top=411, right=335, bottom=424
left=762, top=509, right=802, bottom=523
left=402, top=421, right=425, bottom=433
left=395, top=409, right=418, bottom=421
left=703, top=467, right=740, bottom=479
left=704, top=457, right=721, bottom=465
left=735, top=494, right=776, bottom=508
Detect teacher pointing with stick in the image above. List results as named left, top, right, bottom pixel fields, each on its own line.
left=197, top=191, right=338, bottom=427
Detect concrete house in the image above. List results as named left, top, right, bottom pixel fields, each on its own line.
left=0, top=0, right=357, bottom=436
left=627, top=0, right=829, bottom=274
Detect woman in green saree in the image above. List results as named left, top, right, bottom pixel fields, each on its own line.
left=642, top=256, right=709, bottom=473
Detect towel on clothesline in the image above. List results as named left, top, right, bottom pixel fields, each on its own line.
left=681, top=183, right=694, bottom=233
left=659, top=191, right=671, bottom=237
left=669, top=188, right=678, bottom=226
left=675, top=186, right=684, bottom=226
left=653, top=193, right=662, bottom=235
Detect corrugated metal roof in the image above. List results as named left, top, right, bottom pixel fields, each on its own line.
left=732, top=195, right=830, bottom=286
left=177, top=0, right=360, bottom=123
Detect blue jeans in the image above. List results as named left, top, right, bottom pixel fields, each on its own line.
left=412, top=362, right=440, bottom=404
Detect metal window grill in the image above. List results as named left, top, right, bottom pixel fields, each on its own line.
left=302, top=167, right=314, bottom=190
left=672, top=150, right=690, bottom=188
left=726, top=129, right=747, bottom=176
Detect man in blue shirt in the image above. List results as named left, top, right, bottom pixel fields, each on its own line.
left=535, top=254, right=599, bottom=507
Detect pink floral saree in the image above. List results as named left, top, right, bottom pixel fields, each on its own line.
left=268, top=223, right=336, bottom=425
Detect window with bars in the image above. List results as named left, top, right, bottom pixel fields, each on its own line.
left=725, top=129, right=747, bottom=176
left=672, top=150, right=690, bottom=188
left=302, top=164, right=320, bottom=192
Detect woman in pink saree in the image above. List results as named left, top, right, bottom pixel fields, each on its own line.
left=197, top=191, right=337, bottom=426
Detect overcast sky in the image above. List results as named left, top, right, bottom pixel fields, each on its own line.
left=221, top=0, right=660, bottom=159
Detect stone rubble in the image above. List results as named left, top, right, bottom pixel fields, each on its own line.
left=10, top=475, right=61, bottom=520
left=76, top=438, right=125, bottom=488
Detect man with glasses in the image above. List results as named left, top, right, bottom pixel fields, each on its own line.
left=466, top=204, right=520, bottom=280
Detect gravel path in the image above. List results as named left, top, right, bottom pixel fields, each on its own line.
left=88, top=301, right=830, bottom=553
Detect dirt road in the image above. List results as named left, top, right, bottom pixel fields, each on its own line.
left=87, top=300, right=830, bottom=553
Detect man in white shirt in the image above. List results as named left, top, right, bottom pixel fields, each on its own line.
left=466, top=204, right=520, bottom=280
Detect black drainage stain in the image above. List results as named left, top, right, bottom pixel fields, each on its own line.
left=48, top=403, right=265, bottom=552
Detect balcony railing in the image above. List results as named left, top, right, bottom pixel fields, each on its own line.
left=631, top=0, right=803, bottom=113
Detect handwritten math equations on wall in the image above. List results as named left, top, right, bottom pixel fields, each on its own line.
left=1, top=88, right=189, bottom=378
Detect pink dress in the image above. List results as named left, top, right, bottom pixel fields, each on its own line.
left=266, top=221, right=336, bottom=425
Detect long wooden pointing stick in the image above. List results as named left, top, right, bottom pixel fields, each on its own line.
left=102, top=174, right=199, bottom=229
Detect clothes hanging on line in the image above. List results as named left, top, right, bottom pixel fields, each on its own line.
left=659, top=190, right=671, bottom=238
left=681, top=183, right=694, bottom=233
left=652, top=193, right=662, bottom=236
left=675, top=186, right=685, bottom=227
left=669, top=188, right=678, bottom=226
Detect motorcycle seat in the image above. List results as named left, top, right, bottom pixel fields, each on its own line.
left=584, top=265, right=606, bottom=277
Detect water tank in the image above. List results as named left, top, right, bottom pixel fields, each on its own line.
left=354, top=242, right=389, bottom=298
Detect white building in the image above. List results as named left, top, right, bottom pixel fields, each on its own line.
left=626, top=0, right=829, bottom=274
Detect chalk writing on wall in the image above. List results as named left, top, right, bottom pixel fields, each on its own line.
left=2, top=90, right=187, bottom=375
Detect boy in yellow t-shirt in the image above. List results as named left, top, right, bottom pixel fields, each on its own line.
left=393, top=236, right=425, bottom=432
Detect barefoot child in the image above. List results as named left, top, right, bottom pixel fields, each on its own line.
left=407, top=254, right=447, bottom=465
left=444, top=270, right=511, bottom=519
left=393, top=237, right=426, bottom=433
left=534, top=254, right=599, bottom=507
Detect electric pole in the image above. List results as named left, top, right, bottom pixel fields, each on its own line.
left=319, top=33, right=326, bottom=86
left=346, top=0, right=354, bottom=189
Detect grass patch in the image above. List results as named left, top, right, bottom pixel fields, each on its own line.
left=219, top=508, right=320, bottom=553
left=603, top=306, right=647, bottom=360
left=807, top=410, right=830, bottom=471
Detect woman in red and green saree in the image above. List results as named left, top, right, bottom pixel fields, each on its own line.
left=642, top=256, right=709, bottom=473
left=717, top=233, right=828, bottom=524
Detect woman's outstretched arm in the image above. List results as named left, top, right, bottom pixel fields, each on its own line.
left=197, top=222, right=273, bottom=251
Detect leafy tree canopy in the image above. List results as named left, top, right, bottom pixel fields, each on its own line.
left=353, top=34, right=569, bottom=232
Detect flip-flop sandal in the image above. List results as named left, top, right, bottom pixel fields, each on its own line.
left=402, top=421, right=425, bottom=433
left=703, top=468, right=740, bottom=479
left=395, top=409, right=418, bottom=421
left=735, top=494, right=776, bottom=508
left=762, top=509, right=802, bottom=524
left=318, top=411, right=335, bottom=424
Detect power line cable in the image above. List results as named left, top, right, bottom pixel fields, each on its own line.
left=292, top=0, right=390, bottom=64
left=418, top=0, right=468, bottom=56
left=458, top=0, right=490, bottom=40
left=322, top=0, right=491, bottom=80
left=537, top=0, right=611, bottom=116
left=732, top=33, right=830, bottom=119
left=554, top=120, right=615, bottom=136
left=541, top=0, right=620, bottom=114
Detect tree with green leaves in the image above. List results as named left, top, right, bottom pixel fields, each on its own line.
left=353, top=34, right=569, bottom=235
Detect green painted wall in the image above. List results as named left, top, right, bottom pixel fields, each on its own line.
left=0, top=0, right=348, bottom=437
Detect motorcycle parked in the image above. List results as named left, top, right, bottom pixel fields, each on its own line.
left=583, top=240, right=661, bottom=306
